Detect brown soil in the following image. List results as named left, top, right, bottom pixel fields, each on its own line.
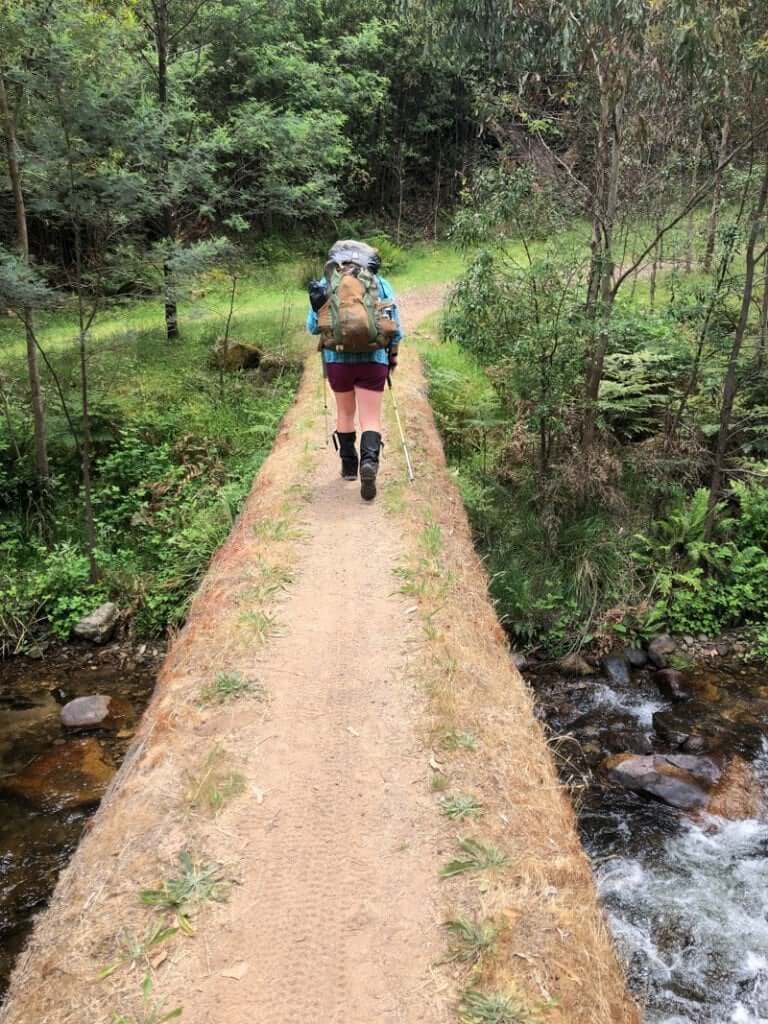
left=0, top=283, right=637, bottom=1024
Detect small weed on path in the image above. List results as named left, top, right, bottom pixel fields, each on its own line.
left=430, top=772, right=450, bottom=793
left=245, top=564, right=294, bottom=603
left=112, top=975, right=182, bottom=1024
left=441, top=838, right=508, bottom=878
left=98, top=924, right=179, bottom=980
left=439, top=794, right=483, bottom=820
left=140, top=851, right=229, bottom=935
left=444, top=918, right=497, bottom=964
left=253, top=516, right=302, bottom=542
left=442, top=730, right=478, bottom=751
left=460, top=989, right=543, bottom=1024
left=198, top=672, right=265, bottom=706
left=239, top=608, right=280, bottom=642
left=184, top=747, right=246, bottom=816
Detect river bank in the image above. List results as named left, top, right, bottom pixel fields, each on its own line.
left=0, top=640, right=162, bottom=998
left=527, top=636, right=768, bottom=1023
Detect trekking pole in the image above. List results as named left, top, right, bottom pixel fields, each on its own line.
left=320, top=352, right=330, bottom=446
left=387, top=373, right=415, bottom=483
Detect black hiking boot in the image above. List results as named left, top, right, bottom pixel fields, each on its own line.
left=359, top=430, right=382, bottom=502
left=333, top=431, right=358, bottom=480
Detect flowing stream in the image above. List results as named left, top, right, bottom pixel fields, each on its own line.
left=530, top=656, right=768, bottom=1023
left=0, top=645, right=158, bottom=1000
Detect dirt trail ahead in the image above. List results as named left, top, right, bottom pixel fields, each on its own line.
left=1, top=284, right=637, bottom=1024
left=168, top=285, right=453, bottom=1023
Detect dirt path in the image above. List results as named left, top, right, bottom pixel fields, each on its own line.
left=1, top=282, right=637, bottom=1024
left=169, top=285, right=453, bottom=1023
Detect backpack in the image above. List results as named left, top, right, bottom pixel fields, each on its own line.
left=317, top=264, right=398, bottom=353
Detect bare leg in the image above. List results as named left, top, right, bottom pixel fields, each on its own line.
left=334, top=389, right=356, bottom=432
left=355, top=386, right=384, bottom=432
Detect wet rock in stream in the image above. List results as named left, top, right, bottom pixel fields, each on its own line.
left=647, top=633, right=677, bottom=668
left=603, top=752, right=764, bottom=818
left=60, top=694, right=133, bottom=730
left=624, top=647, right=648, bottom=669
left=654, top=668, right=688, bottom=701
left=602, top=652, right=631, bottom=687
left=558, top=652, right=595, bottom=676
left=0, top=738, right=115, bottom=812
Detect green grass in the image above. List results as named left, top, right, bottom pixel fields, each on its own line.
left=198, top=672, right=265, bottom=706
left=439, top=793, right=484, bottom=820
left=98, top=924, right=179, bottom=980
left=140, top=851, right=229, bottom=935
left=445, top=918, right=497, bottom=964
left=441, top=838, right=508, bottom=878
left=184, top=746, right=247, bottom=816
left=441, top=730, right=478, bottom=751
left=459, top=989, right=542, bottom=1024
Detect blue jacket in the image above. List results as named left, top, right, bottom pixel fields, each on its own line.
left=306, top=275, right=403, bottom=364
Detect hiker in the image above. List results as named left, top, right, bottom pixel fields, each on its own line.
left=306, top=240, right=403, bottom=502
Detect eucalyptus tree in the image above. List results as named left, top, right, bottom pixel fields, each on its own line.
left=127, top=0, right=217, bottom=339
left=0, top=1, right=50, bottom=484
left=28, top=3, right=153, bottom=578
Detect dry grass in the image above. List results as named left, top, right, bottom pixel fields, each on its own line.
left=383, top=344, right=639, bottom=1023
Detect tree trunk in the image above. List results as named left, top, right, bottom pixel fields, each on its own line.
left=583, top=80, right=623, bottom=448
left=433, top=148, right=442, bottom=241
left=59, top=91, right=99, bottom=580
left=758, top=253, right=768, bottom=374
left=154, top=0, right=178, bottom=340
left=0, top=73, right=49, bottom=482
left=704, top=90, right=730, bottom=274
left=706, top=152, right=768, bottom=536
left=650, top=217, right=661, bottom=307
left=685, top=126, right=702, bottom=272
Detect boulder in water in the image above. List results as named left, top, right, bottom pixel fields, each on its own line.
left=73, top=602, right=119, bottom=644
left=559, top=653, right=595, bottom=677
left=603, top=752, right=724, bottom=811
left=624, top=647, right=648, bottom=669
left=602, top=653, right=631, bottom=687
left=60, top=695, right=133, bottom=730
left=604, top=751, right=763, bottom=819
left=654, top=669, right=688, bottom=702
left=0, top=738, right=115, bottom=811
left=647, top=634, right=677, bottom=668
left=707, top=756, right=765, bottom=820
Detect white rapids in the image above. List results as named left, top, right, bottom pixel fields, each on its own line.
left=596, top=745, right=768, bottom=1023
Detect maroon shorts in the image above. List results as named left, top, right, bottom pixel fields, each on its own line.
left=326, top=361, right=388, bottom=393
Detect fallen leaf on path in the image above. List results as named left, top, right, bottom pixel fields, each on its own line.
left=221, top=962, right=249, bottom=980
left=149, top=950, right=167, bottom=970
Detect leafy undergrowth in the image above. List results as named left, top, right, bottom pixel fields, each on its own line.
left=422, top=333, right=768, bottom=659
left=0, top=281, right=300, bottom=653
